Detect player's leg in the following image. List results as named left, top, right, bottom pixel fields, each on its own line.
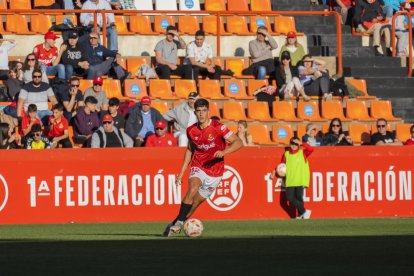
left=185, top=192, right=206, bottom=219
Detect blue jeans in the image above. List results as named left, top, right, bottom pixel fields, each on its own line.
left=42, top=64, right=65, bottom=80
left=65, top=64, right=85, bottom=80
left=37, top=110, right=53, bottom=126
left=257, top=66, right=267, bottom=80
left=382, top=6, right=393, bottom=18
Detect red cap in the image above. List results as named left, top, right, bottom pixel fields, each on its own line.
left=287, top=31, right=296, bottom=38
left=141, top=96, right=151, bottom=105
left=102, top=114, right=113, bottom=123
left=93, top=76, right=103, bottom=85
left=155, top=120, right=167, bottom=129
left=44, top=31, right=59, bottom=40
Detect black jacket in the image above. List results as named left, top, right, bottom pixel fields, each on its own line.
left=275, top=65, right=300, bottom=93
left=356, top=0, right=384, bottom=25
left=125, top=103, right=166, bottom=140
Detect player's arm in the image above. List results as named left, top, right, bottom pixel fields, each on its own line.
left=214, top=133, right=243, bottom=158
left=176, top=142, right=195, bottom=185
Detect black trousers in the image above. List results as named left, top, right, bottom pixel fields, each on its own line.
left=49, top=137, right=73, bottom=148
left=0, top=70, right=8, bottom=80
left=156, top=64, right=193, bottom=79
left=192, top=65, right=223, bottom=80
left=285, top=186, right=306, bottom=216
left=304, top=72, right=330, bottom=97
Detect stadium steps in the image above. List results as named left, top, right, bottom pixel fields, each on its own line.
left=388, top=98, right=414, bottom=124
left=272, top=0, right=327, bottom=11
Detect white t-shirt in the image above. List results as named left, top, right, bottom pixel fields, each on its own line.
left=184, top=41, right=213, bottom=65
left=0, top=43, right=16, bottom=70
left=187, top=108, right=197, bottom=127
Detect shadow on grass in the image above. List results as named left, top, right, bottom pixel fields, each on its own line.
left=0, top=235, right=413, bottom=275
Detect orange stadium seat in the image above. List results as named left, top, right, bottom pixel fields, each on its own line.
left=103, top=79, right=127, bottom=100
left=222, top=102, right=252, bottom=122
left=0, top=0, right=7, bottom=9
left=30, top=15, right=53, bottom=34
left=79, top=79, right=93, bottom=94
left=34, top=0, right=55, bottom=7
left=114, top=16, right=134, bottom=35
left=370, top=100, right=402, bottom=121
left=273, top=16, right=304, bottom=36
left=296, top=124, right=307, bottom=140
left=0, top=19, right=10, bottom=34
left=226, top=16, right=254, bottom=35
left=348, top=123, right=371, bottom=145
left=226, top=124, right=238, bottom=134
left=247, top=102, right=279, bottom=122
left=127, top=57, right=150, bottom=76
left=129, top=16, right=157, bottom=35
left=199, top=80, right=229, bottom=100
left=272, top=124, right=294, bottom=145
left=250, top=16, right=274, bottom=34
left=204, top=0, right=226, bottom=11
left=174, top=79, right=197, bottom=99
left=223, top=79, right=255, bottom=100
left=116, top=57, right=127, bottom=70
left=321, top=100, right=351, bottom=121
left=227, top=0, right=248, bottom=11
left=209, top=101, right=225, bottom=121
left=247, top=79, right=269, bottom=96
left=6, top=15, right=36, bottom=34
left=151, top=101, right=169, bottom=114
left=55, top=15, right=78, bottom=26
left=346, top=78, right=376, bottom=99
left=297, top=101, right=328, bottom=122
left=250, top=0, right=272, bottom=11
left=395, top=124, right=413, bottom=142
left=149, top=80, right=178, bottom=100
left=225, top=58, right=249, bottom=77
left=9, top=0, right=31, bottom=9
left=202, top=16, right=230, bottom=35
left=154, top=16, right=175, bottom=34
left=178, top=16, right=200, bottom=35
left=124, top=79, right=148, bottom=100
left=272, top=101, right=303, bottom=122
left=345, top=100, right=375, bottom=121
left=249, top=124, right=278, bottom=145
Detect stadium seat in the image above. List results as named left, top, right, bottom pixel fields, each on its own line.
left=224, top=58, right=249, bottom=77
left=370, top=100, right=402, bottom=121
left=249, top=16, right=274, bottom=34
left=272, top=124, right=294, bottom=145
left=6, top=15, right=36, bottom=34
left=249, top=124, right=278, bottom=145
left=223, top=79, right=255, bottom=100
left=202, top=16, right=230, bottom=35
left=204, top=0, right=226, bottom=11
left=226, top=16, right=254, bottom=35
left=178, top=16, right=200, bottom=35
left=134, top=0, right=153, bottom=10
left=114, top=16, right=134, bottom=35
left=222, top=102, right=253, bottom=122
left=155, top=0, right=177, bottom=10
left=370, top=123, right=392, bottom=134
left=199, top=80, right=229, bottom=100
left=348, top=123, right=371, bottom=145
left=55, top=15, right=78, bottom=26
left=103, top=79, right=127, bottom=100
left=227, top=0, right=248, bottom=11
left=321, top=100, right=351, bottom=121
left=247, top=102, right=279, bottom=122
left=151, top=101, right=169, bottom=114
left=129, top=16, right=156, bottom=35
left=174, top=79, right=197, bottom=99
left=124, top=79, right=148, bottom=100
left=272, top=101, right=303, bottom=122
left=346, top=78, right=376, bottom=99
left=30, top=15, right=53, bottom=34
left=179, top=0, right=201, bottom=11
left=0, top=18, right=11, bottom=34
left=9, top=0, right=31, bottom=9
left=0, top=0, right=7, bottom=9
left=345, top=100, right=375, bottom=121
left=154, top=16, right=175, bottom=34
left=34, top=0, right=54, bottom=7
left=127, top=57, right=150, bottom=76
left=149, top=80, right=178, bottom=100
left=226, top=124, right=238, bottom=134
left=250, top=0, right=272, bottom=11
left=395, top=124, right=413, bottom=142
left=247, top=79, right=269, bottom=96
left=79, top=79, right=93, bottom=94
left=296, top=124, right=307, bottom=140
left=273, top=16, right=304, bottom=36
left=297, top=101, right=328, bottom=122
left=209, top=101, right=225, bottom=121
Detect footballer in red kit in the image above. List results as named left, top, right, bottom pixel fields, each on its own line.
left=163, top=98, right=242, bottom=237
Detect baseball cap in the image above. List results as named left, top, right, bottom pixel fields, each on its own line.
left=93, top=76, right=103, bottom=85
left=102, top=114, right=113, bottom=123
left=188, top=92, right=199, bottom=99
left=141, top=96, right=151, bottom=105
left=281, top=51, right=291, bottom=60
left=68, top=31, right=79, bottom=39
left=287, top=31, right=296, bottom=38
left=44, top=31, right=59, bottom=40
left=155, top=120, right=167, bottom=129
left=401, top=2, right=412, bottom=10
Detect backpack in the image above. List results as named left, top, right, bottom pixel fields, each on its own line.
left=96, top=129, right=124, bottom=148
left=330, top=78, right=349, bottom=97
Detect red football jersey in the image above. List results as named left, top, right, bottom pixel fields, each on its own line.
left=187, top=119, right=233, bottom=177
left=47, top=116, right=69, bottom=137
left=33, top=43, right=58, bottom=66
left=145, top=133, right=178, bottom=147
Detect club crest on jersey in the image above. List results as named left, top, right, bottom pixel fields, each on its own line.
left=207, top=134, right=214, bottom=141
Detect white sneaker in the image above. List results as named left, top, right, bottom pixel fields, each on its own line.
left=170, top=220, right=183, bottom=234
left=303, top=210, right=312, bottom=219
left=296, top=214, right=304, bottom=219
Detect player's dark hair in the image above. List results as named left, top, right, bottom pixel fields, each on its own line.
left=194, top=98, right=209, bottom=109
left=31, top=123, right=42, bottom=133
left=28, top=104, right=37, bottom=113
left=109, top=97, right=120, bottom=107
left=195, top=30, right=205, bottom=37
left=377, top=118, right=387, bottom=125
left=85, top=96, right=98, bottom=105
left=166, top=26, right=177, bottom=32
left=52, top=103, right=64, bottom=112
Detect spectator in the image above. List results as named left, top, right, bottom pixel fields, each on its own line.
left=33, top=31, right=66, bottom=80
left=21, top=53, right=49, bottom=84
left=154, top=26, right=192, bottom=80
left=163, top=92, right=198, bottom=147
left=371, top=118, right=403, bottom=145
left=84, top=76, right=108, bottom=112
left=46, top=104, right=72, bottom=148
left=184, top=30, right=225, bottom=81
left=395, top=2, right=413, bottom=57
left=17, top=69, right=58, bottom=125
left=382, top=0, right=407, bottom=21
left=91, top=114, right=133, bottom=148
left=0, top=34, right=17, bottom=80
left=236, top=120, right=253, bottom=146
left=106, top=97, right=125, bottom=131
left=322, top=118, right=353, bottom=146
left=56, top=77, right=85, bottom=122
left=243, top=26, right=278, bottom=79
left=279, top=32, right=306, bottom=66
left=20, top=104, right=41, bottom=142
left=125, top=96, right=165, bottom=147
left=73, top=96, right=100, bottom=147
left=107, top=0, right=122, bottom=10
left=61, top=31, right=89, bottom=80
left=145, top=120, right=178, bottom=147
left=26, top=123, right=52, bottom=149
left=404, top=125, right=414, bottom=145
left=333, top=0, right=354, bottom=24
left=5, top=67, right=23, bottom=102
left=0, top=122, right=21, bottom=149
left=80, top=0, right=118, bottom=51
left=298, top=55, right=332, bottom=101
left=302, top=123, right=323, bottom=146
left=275, top=51, right=310, bottom=101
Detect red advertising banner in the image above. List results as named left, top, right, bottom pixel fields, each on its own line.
left=0, top=147, right=413, bottom=224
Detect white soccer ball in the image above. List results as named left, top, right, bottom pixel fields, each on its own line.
left=276, top=163, right=286, bottom=177
left=184, top=218, right=204, bottom=237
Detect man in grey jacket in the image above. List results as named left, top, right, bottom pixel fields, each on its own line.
left=91, top=114, right=133, bottom=148
left=163, top=92, right=198, bottom=147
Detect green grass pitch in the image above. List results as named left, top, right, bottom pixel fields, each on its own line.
left=1, top=218, right=413, bottom=275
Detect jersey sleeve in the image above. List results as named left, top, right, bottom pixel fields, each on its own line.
left=218, top=122, right=232, bottom=140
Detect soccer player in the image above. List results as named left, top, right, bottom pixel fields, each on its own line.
left=162, top=98, right=243, bottom=237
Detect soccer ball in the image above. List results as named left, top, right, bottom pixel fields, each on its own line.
left=276, top=163, right=286, bottom=177
left=184, top=218, right=203, bottom=237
